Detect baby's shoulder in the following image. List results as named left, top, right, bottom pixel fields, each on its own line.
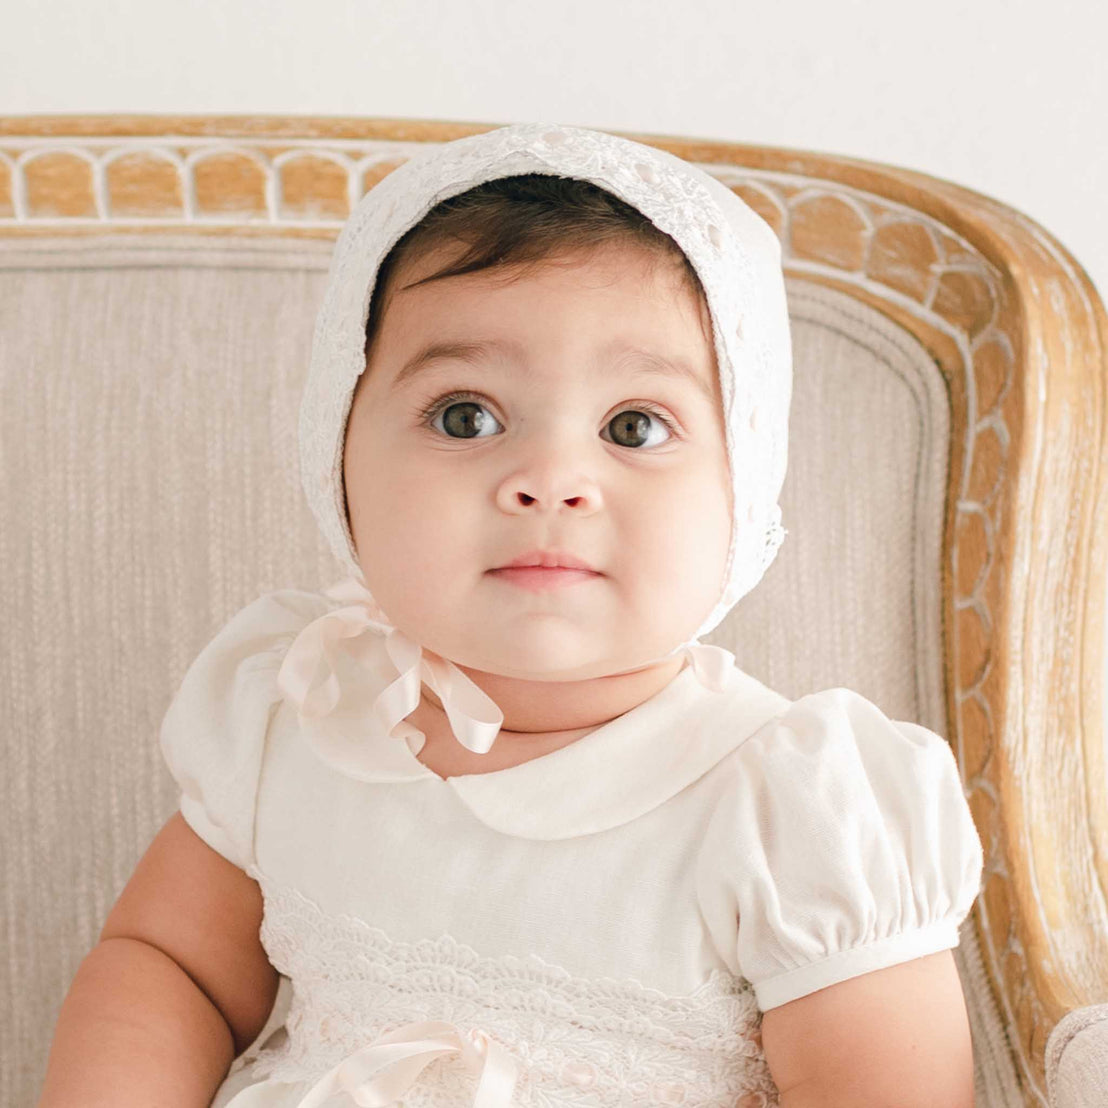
left=223, top=586, right=340, bottom=645
left=714, top=683, right=956, bottom=781
left=699, top=682, right=970, bottom=851
left=695, top=680, right=982, bottom=901
left=159, top=585, right=342, bottom=871
left=694, top=685, right=984, bottom=1013
left=182, top=586, right=357, bottom=684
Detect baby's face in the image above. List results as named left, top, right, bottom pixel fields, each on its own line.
left=342, top=238, right=732, bottom=681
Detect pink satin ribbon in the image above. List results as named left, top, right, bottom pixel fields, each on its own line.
left=276, top=577, right=504, bottom=754
left=293, top=1019, right=519, bottom=1108
left=277, top=577, right=736, bottom=756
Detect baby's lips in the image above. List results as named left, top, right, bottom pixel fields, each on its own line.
left=494, top=547, right=600, bottom=573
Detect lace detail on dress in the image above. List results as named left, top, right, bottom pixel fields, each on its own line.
left=246, top=865, right=780, bottom=1107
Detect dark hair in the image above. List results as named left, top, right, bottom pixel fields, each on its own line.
left=362, top=173, right=706, bottom=360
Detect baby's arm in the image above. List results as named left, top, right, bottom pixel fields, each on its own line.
left=760, top=948, right=975, bottom=1106
left=37, top=812, right=280, bottom=1107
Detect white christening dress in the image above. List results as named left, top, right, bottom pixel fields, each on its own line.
left=158, top=586, right=984, bottom=1108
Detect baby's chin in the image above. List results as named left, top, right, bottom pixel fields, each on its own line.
left=390, top=603, right=693, bottom=680
left=443, top=648, right=684, bottom=685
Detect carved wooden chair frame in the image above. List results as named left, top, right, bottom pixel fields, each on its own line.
left=3, top=115, right=1104, bottom=1106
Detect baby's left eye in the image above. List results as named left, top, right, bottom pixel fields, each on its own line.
left=426, top=396, right=502, bottom=440
left=602, top=407, right=676, bottom=448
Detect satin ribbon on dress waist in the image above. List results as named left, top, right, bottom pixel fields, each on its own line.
left=292, top=1019, right=519, bottom=1108
left=277, top=577, right=737, bottom=757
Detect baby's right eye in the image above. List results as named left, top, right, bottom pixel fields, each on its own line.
left=421, top=391, right=503, bottom=439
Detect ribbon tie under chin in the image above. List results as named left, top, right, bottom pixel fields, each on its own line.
left=275, top=576, right=736, bottom=761
left=276, top=577, right=505, bottom=754
left=293, top=1020, right=519, bottom=1108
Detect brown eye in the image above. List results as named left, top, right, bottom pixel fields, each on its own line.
left=420, top=391, right=677, bottom=447
left=423, top=394, right=502, bottom=439
left=605, top=408, right=674, bottom=449
left=441, top=401, right=492, bottom=438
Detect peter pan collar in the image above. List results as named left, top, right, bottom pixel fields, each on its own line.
left=276, top=583, right=791, bottom=840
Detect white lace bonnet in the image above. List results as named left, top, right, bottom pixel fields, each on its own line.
left=278, top=122, right=793, bottom=758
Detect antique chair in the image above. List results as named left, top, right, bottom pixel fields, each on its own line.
left=2, top=115, right=1105, bottom=1107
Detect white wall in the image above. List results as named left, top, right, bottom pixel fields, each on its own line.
left=4, top=0, right=1107, bottom=723
left=3, top=0, right=1104, bottom=296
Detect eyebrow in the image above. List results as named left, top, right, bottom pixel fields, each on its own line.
left=389, top=338, right=717, bottom=405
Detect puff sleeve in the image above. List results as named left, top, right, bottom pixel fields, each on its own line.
left=158, top=589, right=328, bottom=871
left=695, top=686, right=984, bottom=1012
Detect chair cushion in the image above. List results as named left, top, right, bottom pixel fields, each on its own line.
left=1046, top=1004, right=1108, bottom=1108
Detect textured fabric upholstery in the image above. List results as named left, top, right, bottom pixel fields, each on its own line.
left=0, top=232, right=1063, bottom=1105
left=1046, top=1005, right=1108, bottom=1108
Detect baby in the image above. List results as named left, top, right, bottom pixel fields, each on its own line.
left=38, top=123, right=983, bottom=1108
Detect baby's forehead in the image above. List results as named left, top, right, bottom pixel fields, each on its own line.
left=363, top=233, right=717, bottom=390
left=384, top=247, right=707, bottom=333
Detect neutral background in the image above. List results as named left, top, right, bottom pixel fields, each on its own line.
left=3, top=0, right=1107, bottom=715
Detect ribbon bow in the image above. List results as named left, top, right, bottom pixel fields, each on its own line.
left=293, top=1020, right=519, bottom=1108
left=277, top=577, right=505, bottom=754
left=276, top=576, right=738, bottom=759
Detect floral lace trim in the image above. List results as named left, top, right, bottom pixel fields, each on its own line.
left=245, top=864, right=779, bottom=1107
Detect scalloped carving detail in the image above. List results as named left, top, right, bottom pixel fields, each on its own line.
left=22, top=150, right=97, bottom=218
left=278, top=153, right=349, bottom=221
left=0, top=156, right=11, bottom=218
left=104, top=150, right=183, bottom=218
left=192, top=150, right=269, bottom=218
left=788, top=192, right=871, bottom=271
left=867, top=219, right=939, bottom=302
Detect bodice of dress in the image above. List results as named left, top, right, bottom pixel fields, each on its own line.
left=160, top=588, right=984, bottom=1108
left=245, top=865, right=780, bottom=1108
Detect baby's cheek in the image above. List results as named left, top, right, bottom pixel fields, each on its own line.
left=670, top=475, right=731, bottom=608
left=674, top=466, right=731, bottom=550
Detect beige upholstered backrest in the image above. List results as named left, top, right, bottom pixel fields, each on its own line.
left=2, top=117, right=1105, bottom=1108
